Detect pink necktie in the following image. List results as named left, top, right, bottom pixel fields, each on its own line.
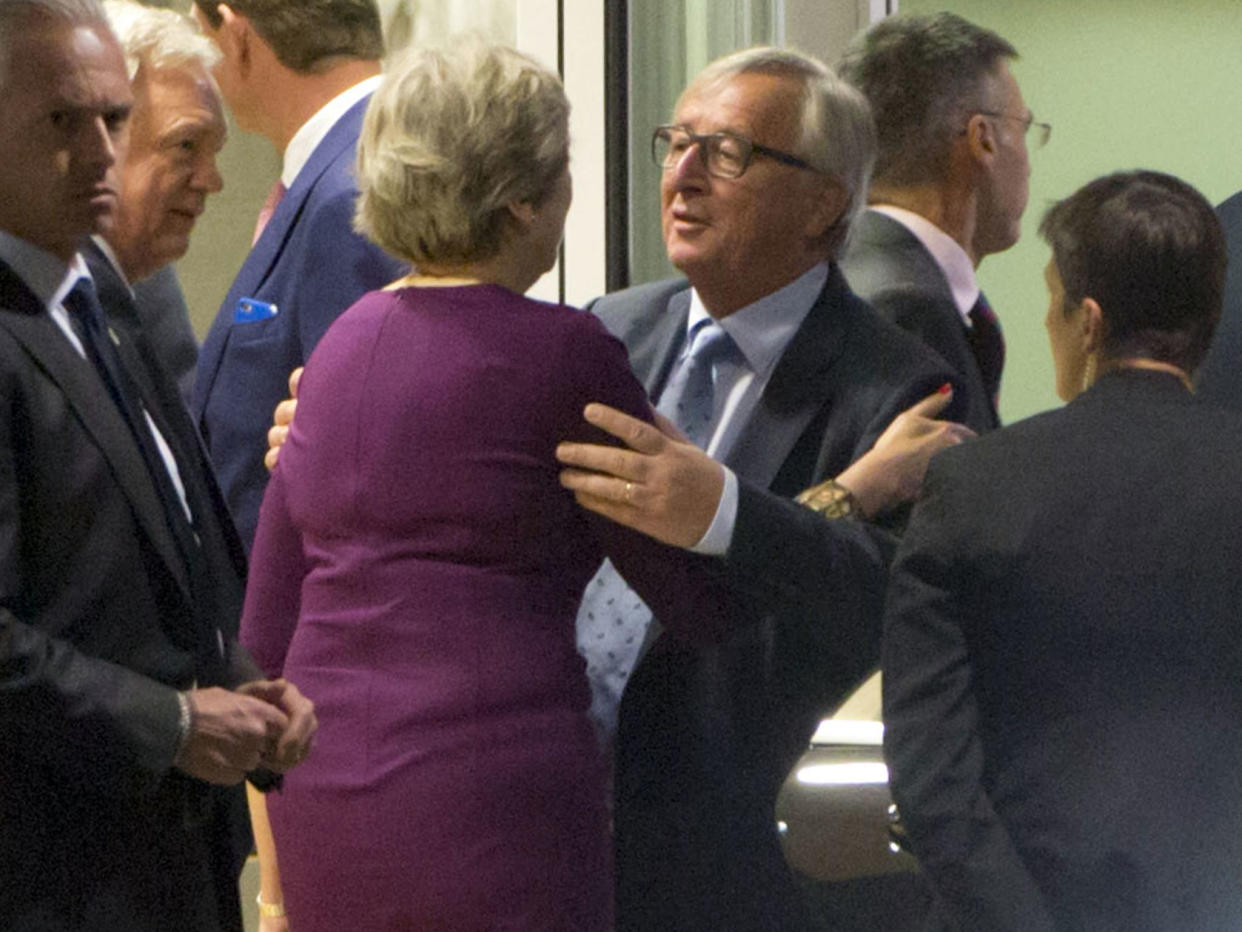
left=252, top=180, right=287, bottom=245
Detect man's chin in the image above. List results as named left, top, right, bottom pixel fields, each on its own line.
left=665, top=239, right=713, bottom=278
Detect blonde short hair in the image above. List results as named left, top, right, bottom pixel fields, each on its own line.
left=354, top=37, right=569, bottom=267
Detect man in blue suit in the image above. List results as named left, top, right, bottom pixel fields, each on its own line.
left=191, top=0, right=403, bottom=548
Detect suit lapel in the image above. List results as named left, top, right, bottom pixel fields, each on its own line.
left=724, top=266, right=851, bottom=487
left=630, top=289, right=690, bottom=398
left=195, top=96, right=370, bottom=416
left=230, top=98, right=367, bottom=304
left=0, top=261, right=193, bottom=600
left=857, top=211, right=999, bottom=428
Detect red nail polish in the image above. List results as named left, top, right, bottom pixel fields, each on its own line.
left=938, top=382, right=952, bottom=395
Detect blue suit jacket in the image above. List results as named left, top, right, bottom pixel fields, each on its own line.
left=193, top=96, right=405, bottom=548
left=595, top=266, right=962, bottom=931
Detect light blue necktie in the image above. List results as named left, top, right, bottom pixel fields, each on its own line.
left=576, top=320, right=737, bottom=742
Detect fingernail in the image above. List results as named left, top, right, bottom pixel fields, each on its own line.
left=938, top=382, right=952, bottom=395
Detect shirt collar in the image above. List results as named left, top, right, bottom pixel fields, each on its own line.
left=870, top=204, right=979, bottom=322
left=281, top=75, right=382, bottom=188
left=89, top=234, right=131, bottom=291
left=686, top=261, right=828, bottom=378
left=0, top=228, right=90, bottom=311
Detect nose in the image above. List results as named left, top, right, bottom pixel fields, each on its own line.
left=84, top=114, right=122, bottom=169
left=668, top=140, right=709, bottom=191
left=195, top=153, right=224, bottom=194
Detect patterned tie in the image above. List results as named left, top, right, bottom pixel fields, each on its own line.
left=576, top=320, right=737, bottom=742
left=654, top=320, right=735, bottom=446
left=252, top=180, right=287, bottom=245
left=967, top=292, right=1005, bottom=406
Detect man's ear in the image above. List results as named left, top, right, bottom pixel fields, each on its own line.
left=964, top=112, right=999, bottom=167
left=216, top=4, right=252, bottom=69
left=1080, top=297, right=1105, bottom=353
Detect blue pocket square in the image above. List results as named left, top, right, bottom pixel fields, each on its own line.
left=234, top=298, right=279, bottom=323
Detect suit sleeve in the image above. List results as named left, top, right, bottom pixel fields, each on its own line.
left=725, top=482, right=893, bottom=616
left=881, top=457, right=1055, bottom=931
left=561, top=313, right=761, bottom=644
left=0, top=378, right=181, bottom=792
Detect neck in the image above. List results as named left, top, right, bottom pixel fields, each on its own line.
left=389, top=245, right=541, bottom=296
left=263, top=59, right=380, bottom=154
left=691, top=258, right=822, bottom=319
left=1097, top=356, right=1193, bottom=391
left=106, top=238, right=146, bottom=284
left=871, top=179, right=982, bottom=267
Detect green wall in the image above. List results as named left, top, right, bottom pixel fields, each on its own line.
left=897, top=0, right=1242, bottom=421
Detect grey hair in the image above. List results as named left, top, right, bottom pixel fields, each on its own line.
left=102, top=0, right=219, bottom=80
left=354, top=36, right=569, bottom=267
left=839, top=13, right=1017, bottom=188
left=0, top=0, right=111, bottom=90
left=682, top=45, right=876, bottom=252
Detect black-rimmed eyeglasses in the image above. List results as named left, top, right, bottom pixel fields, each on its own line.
left=976, top=110, right=1052, bottom=149
left=651, top=124, right=818, bottom=179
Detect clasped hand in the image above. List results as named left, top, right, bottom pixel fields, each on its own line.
left=174, top=678, right=317, bottom=786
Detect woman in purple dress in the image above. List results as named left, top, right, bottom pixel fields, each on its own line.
left=238, top=40, right=744, bottom=931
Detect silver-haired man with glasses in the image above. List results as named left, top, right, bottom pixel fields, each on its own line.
left=839, top=12, right=1045, bottom=434
left=554, top=45, right=969, bottom=930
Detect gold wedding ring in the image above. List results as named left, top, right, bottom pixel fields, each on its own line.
left=624, top=481, right=634, bottom=503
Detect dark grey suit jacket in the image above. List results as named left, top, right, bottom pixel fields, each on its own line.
left=594, top=265, right=960, bottom=931
left=884, top=369, right=1242, bottom=931
left=1192, top=189, right=1242, bottom=406
left=841, top=209, right=1000, bottom=433
left=86, top=241, right=199, bottom=407
left=131, top=265, right=199, bottom=405
left=0, top=253, right=255, bottom=931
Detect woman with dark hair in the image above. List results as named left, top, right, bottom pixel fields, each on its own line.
left=883, top=170, right=1242, bottom=931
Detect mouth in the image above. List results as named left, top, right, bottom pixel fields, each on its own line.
left=668, top=207, right=708, bottom=230
left=86, top=186, right=118, bottom=209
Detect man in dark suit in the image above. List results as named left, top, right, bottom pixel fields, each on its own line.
left=838, top=13, right=1040, bottom=432
left=0, top=3, right=314, bottom=929
left=884, top=171, right=1242, bottom=930
left=557, top=47, right=968, bottom=930
left=191, top=0, right=403, bottom=548
left=94, top=0, right=227, bottom=403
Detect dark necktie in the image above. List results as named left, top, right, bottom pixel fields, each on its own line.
left=967, top=292, right=1005, bottom=405
left=63, top=277, right=200, bottom=568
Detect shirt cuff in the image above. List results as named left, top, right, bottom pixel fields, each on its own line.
left=690, top=465, right=737, bottom=556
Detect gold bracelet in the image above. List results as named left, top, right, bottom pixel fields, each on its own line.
left=795, top=477, right=859, bottom=520
left=256, top=892, right=286, bottom=919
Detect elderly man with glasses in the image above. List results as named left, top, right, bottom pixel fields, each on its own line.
left=839, top=12, right=1045, bottom=433
left=554, top=45, right=970, bottom=931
